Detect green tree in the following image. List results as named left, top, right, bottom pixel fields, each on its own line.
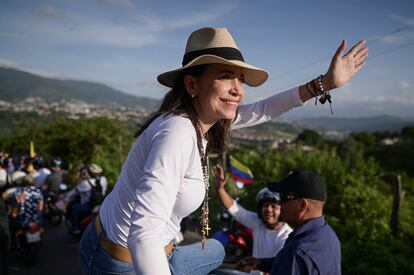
left=296, top=129, right=324, bottom=147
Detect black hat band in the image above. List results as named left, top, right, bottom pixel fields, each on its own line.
left=182, top=47, right=245, bottom=66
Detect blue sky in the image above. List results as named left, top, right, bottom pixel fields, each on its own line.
left=1, top=0, right=413, bottom=118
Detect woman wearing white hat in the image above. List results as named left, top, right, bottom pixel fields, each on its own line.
left=79, top=27, right=367, bottom=275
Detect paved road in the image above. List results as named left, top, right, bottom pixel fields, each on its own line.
left=8, top=221, right=203, bottom=275
left=10, top=220, right=81, bottom=275
left=8, top=218, right=233, bottom=274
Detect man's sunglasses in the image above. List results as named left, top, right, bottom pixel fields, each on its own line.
left=280, top=192, right=301, bottom=202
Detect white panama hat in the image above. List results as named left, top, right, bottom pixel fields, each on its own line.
left=157, top=27, right=268, bottom=88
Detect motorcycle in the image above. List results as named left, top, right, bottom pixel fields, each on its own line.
left=65, top=204, right=101, bottom=237
left=12, top=222, right=44, bottom=265
left=214, top=209, right=253, bottom=263
left=43, top=183, right=68, bottom=225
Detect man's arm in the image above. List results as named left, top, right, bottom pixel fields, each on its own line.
left=213, top=164, right=234, bottom=209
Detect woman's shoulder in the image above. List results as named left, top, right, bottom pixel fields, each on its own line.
left=157, top=113, right=192, bottom=125
left=151, top=114, right=196, bottom=136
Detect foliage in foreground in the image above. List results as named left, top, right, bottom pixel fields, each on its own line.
left=1, top=117, right=413, bottom=274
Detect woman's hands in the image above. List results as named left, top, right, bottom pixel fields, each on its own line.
left=324, top=39, right=369, bottom=90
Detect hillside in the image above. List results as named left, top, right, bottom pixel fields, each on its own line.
left=0, top=67, right=159, bottom=109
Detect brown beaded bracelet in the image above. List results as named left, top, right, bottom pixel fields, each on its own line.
left=306, top=74, right=333, bottom=114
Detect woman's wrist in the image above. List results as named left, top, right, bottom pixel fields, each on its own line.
left=299, top=74, right=335, bottom=103
left=305, top=77, right=323, bottom=98
left=322, top=73, right=335, bottom=91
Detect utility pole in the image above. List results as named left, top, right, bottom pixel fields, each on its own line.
left=390, top=175, right=404, bottom=237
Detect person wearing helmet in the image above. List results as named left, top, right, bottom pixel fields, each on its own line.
left=10, top=171, right=26, bottom=187
left=235, top=169, right=341, bottom=275
left=2, top=171, right=27, bottom=209
left=0, top=160, right=7, bottom=192
left=9, top=174, right=44, bottom=228
left=43, top=157, right=68, bottom=196
left=4, top=157, right=15, bottom=175
left=86, top=163, right=108, bottom=196
left=33, top=157, right=51, bottom=188
left=7, top=174, right=44, bottom=254
left=213, top=164, right=292, bottom=275
left=67, top=164, right=107, bottom=235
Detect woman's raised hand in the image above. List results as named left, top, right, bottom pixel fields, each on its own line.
left=324, top=39, right=369, bottom=90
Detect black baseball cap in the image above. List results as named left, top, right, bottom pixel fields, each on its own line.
left=267, top=169, right=327, bottom=202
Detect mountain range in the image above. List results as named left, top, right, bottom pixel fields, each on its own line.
left=0, top=67, right=159, bottom=109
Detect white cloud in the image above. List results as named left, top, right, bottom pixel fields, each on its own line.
left=379, top=31, right=414, bottom=44
left=0, top=58, right=71, bottom=79
left=96, top=0, right=136, bottom=10
left=0, top=58, right=20, bottom=68
left=4, top=3, right=236, bottom=48
left=337, top=93, right=414, bottom=106
left=69, top=23, right=159, bottom=47
left=32, top=6, right=67, bottom=19
left=167, top=5, right=236, bottom=30
left=389, top=14, right=414, bottom=28
left=401, top=81, right=410, bottom=88
left=3, top=8, right=157, bottom=48
left=95, top=0, right=236, bottom=32
left=374, top=14, right=414, bottom=45
left=0, top=32, right=26, bottom=39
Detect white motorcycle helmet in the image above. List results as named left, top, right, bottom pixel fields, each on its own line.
left=255, top=187, right=281, bottom=220
left=11, top=170, right=26, bottom=186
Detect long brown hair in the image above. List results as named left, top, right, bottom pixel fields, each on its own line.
left=135, top=65, right=231, bottom=154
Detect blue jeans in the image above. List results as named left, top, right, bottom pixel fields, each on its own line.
left=78, top=219, right=225, bottom=274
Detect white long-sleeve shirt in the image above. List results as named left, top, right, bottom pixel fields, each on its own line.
left=99, top=87, right=303, bottom=275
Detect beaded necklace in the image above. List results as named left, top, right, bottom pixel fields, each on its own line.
left=195, top=122, right=210, bottom=250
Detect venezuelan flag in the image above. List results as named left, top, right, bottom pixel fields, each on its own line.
left=229, top=156, right=253, bottom=184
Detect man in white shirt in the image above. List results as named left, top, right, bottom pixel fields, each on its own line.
left=213, top=165, right=292, bottom=275
left=67, top=164, right=107, bottom=235
left=33, top=157, right=51, bottom=188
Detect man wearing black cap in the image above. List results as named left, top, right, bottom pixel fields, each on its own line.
left=237, top=169, right=341, bottom=275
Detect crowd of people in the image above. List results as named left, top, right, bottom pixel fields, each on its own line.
left=0, top=153, right=108, bottom=274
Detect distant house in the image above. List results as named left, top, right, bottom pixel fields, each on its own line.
left=381, top=138, right=400, bottom=145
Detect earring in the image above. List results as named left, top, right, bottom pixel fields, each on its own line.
left=191, top=94, right=195, bottom=98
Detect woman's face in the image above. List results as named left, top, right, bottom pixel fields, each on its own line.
left=188, top=64, right=245, bottom=127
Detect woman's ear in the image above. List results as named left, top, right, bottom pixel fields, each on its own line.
left=184, top=75, right=198, bottom=96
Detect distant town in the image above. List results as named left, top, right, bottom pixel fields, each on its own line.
left=1, top=96, right=404, bottom=148
left=0, top=97, right=150, bottom=122
left=0, top=96, right=307, bottom=147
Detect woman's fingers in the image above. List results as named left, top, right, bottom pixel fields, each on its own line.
left=354, top=47, right=369, bottom=59
left=354, top=47, right=369, bottom=65
left=333, top=40, right=346, bottom=61
left=355, top=61, right=366, bottom=72
left=347, top=40, right=367, bottom=57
